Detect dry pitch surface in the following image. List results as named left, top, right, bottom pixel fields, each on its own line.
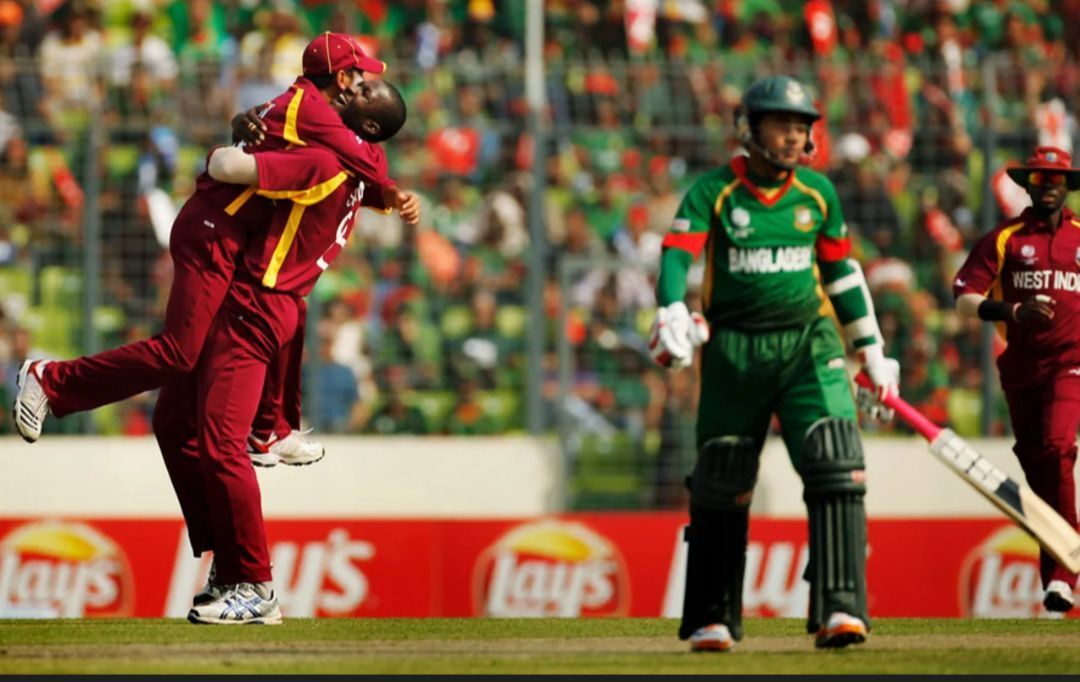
left=1, top=617, right=1078, bottom=674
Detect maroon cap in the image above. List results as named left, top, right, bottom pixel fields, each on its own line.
left=1006, top=146, right=1080, bottom=191
left=302, top=32, right=386, bottom=76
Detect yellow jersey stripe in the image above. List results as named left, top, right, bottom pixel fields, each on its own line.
left=712, top=178, right=741, bottom=217
left=791, top=177, right=828, bottom=217
left=705, top=178, right=740, bottom=310
left=257, top=171, right=349, bottom=206
left=1071, top=219, right=1080, bottom=229
left=283, top=88, right=306, bottom=147
left=224, top=187, right=257, bottom=216
left=987, top=221, right=1024, bottom=339
left=990, top=221, right=1025, bottom=294
left=263, top=203, right=307, bottom=288
left=702, top=225, right=716, bottom=310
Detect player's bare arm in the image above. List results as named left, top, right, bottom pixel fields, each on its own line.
left=207, top=147, right=258, bottom=186
left=956, top=292, right=1055, bottom=324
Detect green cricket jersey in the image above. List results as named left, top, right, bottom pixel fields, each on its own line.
left=657, top=156, right=879, bottom=346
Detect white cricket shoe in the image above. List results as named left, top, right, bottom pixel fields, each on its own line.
left=815, top=611, right=868, bottom=649
left=247, top=429, right=325, bottom=468
left=689, top=624, right=734, bottom=652
left=1044, top=580, right=1075, bottom=614
left=12, top=360, right=51, bottom=443
left=187, top=582, right=282, bottom=625
left=192, top=560, right=223, bottom=606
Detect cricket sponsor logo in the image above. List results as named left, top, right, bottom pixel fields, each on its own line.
left=742, top=541, right=810, bottom=617
left=960, top=526, right=1048, bottom=617
left=0, top=521, right=133, bottom=618
left=165, top=528, right=375, bottom=617
left=662, top=533, right=809, bottom=617
left=473, top=520, right=630, bottom=617
left=1010, top=269, right=1080, bottom=292
left=728, top=246, right=812, bottom=274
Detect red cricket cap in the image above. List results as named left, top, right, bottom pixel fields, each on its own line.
left=302, top=32, right=386, bottom=77
left=1006, top=146, right=1080, bottom=191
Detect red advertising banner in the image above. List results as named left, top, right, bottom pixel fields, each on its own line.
left=0, top=515, right=1071, bottom=619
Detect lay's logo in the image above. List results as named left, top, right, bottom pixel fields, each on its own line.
left=472, top=520, right=630, bottom=617
left=0, top=521, right=134, bottom=618
left=960, top=526, right=1050, bottom=618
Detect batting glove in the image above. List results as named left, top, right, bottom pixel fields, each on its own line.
left=856, top=344, right=900, bottom=423
left=648, top=302, right=709, bottom=370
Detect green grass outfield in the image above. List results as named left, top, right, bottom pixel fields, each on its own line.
left=1, top=617, right=1078, bottom=674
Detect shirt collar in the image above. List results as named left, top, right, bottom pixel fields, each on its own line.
left=1020, top=205, right=1075, bottom=232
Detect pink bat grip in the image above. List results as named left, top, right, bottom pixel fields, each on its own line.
left=854, top=371, right=943, bottom=442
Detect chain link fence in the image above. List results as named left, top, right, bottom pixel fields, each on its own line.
left=1, top=50, right=1078, bottom=508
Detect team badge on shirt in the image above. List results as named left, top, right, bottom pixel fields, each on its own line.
left=793, top=206, right=814, bottom=232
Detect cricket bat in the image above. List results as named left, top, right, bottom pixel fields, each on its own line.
left=855, top=372, right=1080, bottom=574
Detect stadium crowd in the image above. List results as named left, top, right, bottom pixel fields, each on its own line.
left=0, top=0, right=1078, bottom=503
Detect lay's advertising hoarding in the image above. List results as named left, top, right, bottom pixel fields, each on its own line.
left=0, top=514, right=1070, bottom=619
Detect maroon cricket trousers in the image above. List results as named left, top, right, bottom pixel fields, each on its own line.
left=37, top=197, right=303, bottom=439
left=1003, top=372, right=1080, bottom=589
left=154, top=277, right=301, bottom=584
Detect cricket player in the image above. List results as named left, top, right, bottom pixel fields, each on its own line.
left=12, top=33, right=417, bottom=466
left=162, top=82, right=408, bottom=624
left=953, top=146, right=1080, bottom=614
left=649, top=76, right=899, bottom=651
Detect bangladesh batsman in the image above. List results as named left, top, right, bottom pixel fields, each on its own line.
left=648, top=76, right=899, bottom=651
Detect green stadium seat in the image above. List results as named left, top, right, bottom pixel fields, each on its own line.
left=23, top=306, right=78, bottom=358
left=569, top=432, right=647, bottom=510
left=105, top=144, right=140, bottom=181
left=0, top=267, right=32, bottom=298
left=494, top=305, right=527, bottom=339
left=39, top=265, right=82, bottom=311
left=947, top=388, right=983, bottom=438
left=0, top=267, right=32, bottom=317
left=477, top=389, right=522, bottom=431
left=439, top=305, right=473, bottom=339
left=406, top=390, right=456, bottom=433
left=635, top=307, right=656, bottom=338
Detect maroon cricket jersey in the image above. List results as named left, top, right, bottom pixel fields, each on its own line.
left=192, top=76, right=393, bottom=224
left=239, top=76, right=394, bottom=200
left=953, top=206, right=1080, bottom=388
left=240, top=146, right=369, bottom=296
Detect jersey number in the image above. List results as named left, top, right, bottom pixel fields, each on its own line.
left=316, top=208, right=354, bottom=271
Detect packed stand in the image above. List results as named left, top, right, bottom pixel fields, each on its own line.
left=0, top=0, right=1077, bottom=505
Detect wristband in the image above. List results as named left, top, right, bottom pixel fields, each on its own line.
left=977, top=299, right=1017, bottom=322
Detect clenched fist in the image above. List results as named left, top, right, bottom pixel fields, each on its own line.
left=1014, top=294, right=1055, bottom=325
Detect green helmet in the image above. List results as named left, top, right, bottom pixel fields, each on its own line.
left=735, top=75, right=820, bottom=169
left=739, top=75, right=821, bottom=124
